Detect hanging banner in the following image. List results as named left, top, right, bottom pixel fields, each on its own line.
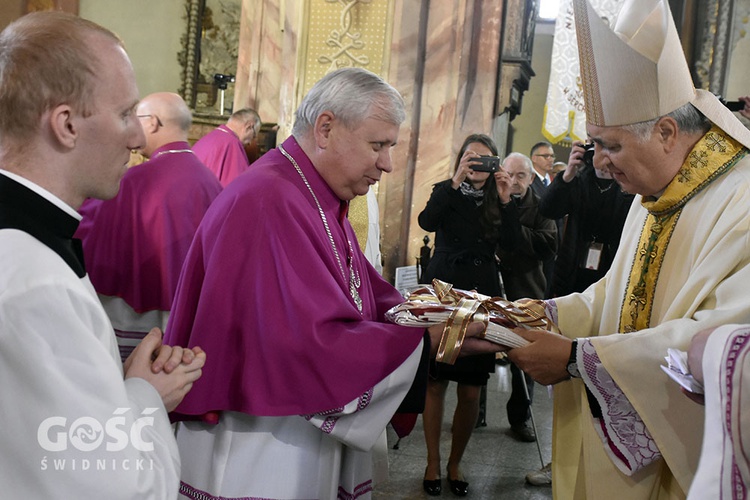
left=542, top=0, right=623, bottom=143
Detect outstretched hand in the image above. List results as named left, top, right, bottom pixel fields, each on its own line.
left=507, top=328, right=573, bottom=385
left=427, top=321, right=510, bottom=358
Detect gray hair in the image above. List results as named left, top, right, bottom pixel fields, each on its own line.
left=504, top=152, right=534, bottom=176
left=622, top=102, right=711, bottom=143
left=292, top=67, right=405, bottom=137
left=231, top=107, right=261, bottom=135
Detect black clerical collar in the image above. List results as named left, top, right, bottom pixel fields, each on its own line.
left=0, top=174, right=86, bottom=277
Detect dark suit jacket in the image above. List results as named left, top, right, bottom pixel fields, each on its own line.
left=539, top=165, right=634, bottom=297
left=496, top=188, right=557, bottom=300
left=530, top=174, right=548, bottom=198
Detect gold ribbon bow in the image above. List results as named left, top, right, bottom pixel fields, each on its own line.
left=418, top=280, right=558, bottom=364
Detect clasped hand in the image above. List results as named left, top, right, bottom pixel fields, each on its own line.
left=124, top=327, right=206, bottom=412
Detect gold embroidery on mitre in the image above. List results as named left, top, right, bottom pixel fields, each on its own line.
left=619, top=126, right=748, bottom=333
left=573, top=0, right=604, bottom=126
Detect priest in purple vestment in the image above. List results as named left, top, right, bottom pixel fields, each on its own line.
left=165, top=68, right=502, bottom=500
left=77, top=92, right=222, bottom=361
left=191, top=107, right=260, bottom=187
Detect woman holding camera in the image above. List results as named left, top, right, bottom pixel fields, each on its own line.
left=417, top=134, right=514, bottom=496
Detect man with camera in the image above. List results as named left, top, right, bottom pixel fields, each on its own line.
left=496, top=153, right=557, bottom=443
left=192, top=107, right=261, bottom=186
left=539, top=141, right=634, bottom=298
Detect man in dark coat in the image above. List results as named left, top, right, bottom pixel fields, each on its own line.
left=496, top=152, right=557, bottom=442
left=539, top=141, right=634, bottom=297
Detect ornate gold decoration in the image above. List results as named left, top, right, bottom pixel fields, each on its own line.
left=317, top=0, right=371, bottom=71
left=298, top=0, right=391, bottom=100
left=178, top=0, right=241, bottom=115
left=196, top=0, right=241, bottom=112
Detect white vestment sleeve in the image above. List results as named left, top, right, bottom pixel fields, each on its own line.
left=0, top=267, right=179, bottom=499
left=305, top=339, right=424, bottom=451
left=576, top=339, right=661, bottom=475
left=689, top=324, right=750, bottom=499
left=364, top=188, right=383, bottom=275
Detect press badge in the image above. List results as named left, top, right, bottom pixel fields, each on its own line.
left=583, top=242, right=603, bottom=270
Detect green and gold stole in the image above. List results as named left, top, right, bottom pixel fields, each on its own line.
left=619, top=126, right=748, bottom=333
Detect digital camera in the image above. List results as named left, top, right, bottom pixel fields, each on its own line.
left=472, top=155, right=500, bottom=173
left=723, top=100, right=744, bottom=112
left=582, top=143, right=595, bottom=169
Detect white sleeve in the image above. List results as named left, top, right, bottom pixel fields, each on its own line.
left=364, top=188, right=383, bottom=275
left=0, top=279, right=180, bottom=499
left=689, top=324, right=750, bottom=499
left=305, top=339, right=423, bottom=451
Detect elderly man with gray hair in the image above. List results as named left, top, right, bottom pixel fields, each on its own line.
left=495, top=152, right=557, bottom=444
left=192, top=107, right=261, bottom=186
left=508, top=0, right=750, bottom=498
left=165, top=67, right=503, bottom=499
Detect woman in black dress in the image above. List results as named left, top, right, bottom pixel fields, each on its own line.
left=417, top=134, right=513, bottom=496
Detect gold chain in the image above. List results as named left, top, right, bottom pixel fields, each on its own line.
left=279, top=145, right=362, bottom=313
left=152, top=149, right=194, bottom=159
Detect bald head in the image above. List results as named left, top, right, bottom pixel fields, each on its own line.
left=136, top=92, right=192, bottom=157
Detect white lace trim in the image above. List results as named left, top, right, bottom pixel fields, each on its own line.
left=579, top=339, right=662, bottom=475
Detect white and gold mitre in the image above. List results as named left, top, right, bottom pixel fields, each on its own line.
left=573, top=0, right=750, bottom=148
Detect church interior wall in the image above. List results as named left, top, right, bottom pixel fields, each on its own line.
left=2, top=0, right=748, bottom=280
left=79, top=0, right=184, bottom=99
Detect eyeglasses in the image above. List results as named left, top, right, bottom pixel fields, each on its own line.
left=533, top=154, right=556, bottom=160
left=137, top=114, right=163, bottom=127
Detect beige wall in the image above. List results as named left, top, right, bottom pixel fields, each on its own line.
left=79, top=0, right=183, bottom=98
left=726, top=30, right=750, bottom=102
left=0, top=0, right=23, bottom=31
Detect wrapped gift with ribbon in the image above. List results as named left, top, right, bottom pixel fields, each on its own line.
left=385, top=279, right=560, bottom=365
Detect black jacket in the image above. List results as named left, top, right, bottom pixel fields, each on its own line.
left=539, top=165, right=634, bottom=297
left=418, top=180, right=509, bottom=296
left=496, top=188, right=557, bottom=300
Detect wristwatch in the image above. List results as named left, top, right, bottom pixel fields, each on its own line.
left=566, top=339, right=581, bottom=378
